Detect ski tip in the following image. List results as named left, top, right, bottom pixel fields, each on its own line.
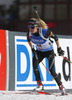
left=38, top=91, right=47, bottom=94
left=38, top=91, right=51, bottom=95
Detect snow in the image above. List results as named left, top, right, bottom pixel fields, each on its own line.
left=0, top=91, right=72, bottom=100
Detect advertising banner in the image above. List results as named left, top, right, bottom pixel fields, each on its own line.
left=15, top=36, right=72, bottom=90
left=0, top=30, right=6, bottom=90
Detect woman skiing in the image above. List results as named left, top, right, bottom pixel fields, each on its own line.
left=27, top=18, right=66, bottom=95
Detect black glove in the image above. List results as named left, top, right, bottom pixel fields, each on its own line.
left=57, top=47, right=64, bottom=56
left=32, top=48, right=38, bottom=60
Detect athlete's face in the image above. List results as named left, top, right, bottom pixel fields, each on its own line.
left=28, top=25, right=38, bottom=33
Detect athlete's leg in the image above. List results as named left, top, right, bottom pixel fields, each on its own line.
left=48, top=56, right=61, bottom=86
left=47, top=50, right=66, bottom=94
left=33, top=51, right=44, bottom=91
left=33, top=50, right=44, bottom=81
left=46, top=50, right=61, bottom=85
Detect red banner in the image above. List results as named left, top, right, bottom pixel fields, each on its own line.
left=0, top=30, right=6, bottom=90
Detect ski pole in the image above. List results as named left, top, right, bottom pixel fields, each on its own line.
left=33, top=7, right=40, bottom=19
left=62, top=56, right=72, bottom=63
left=41, top=61, right=55, bottom=80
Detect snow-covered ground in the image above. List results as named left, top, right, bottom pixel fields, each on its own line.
left=0, top=91, right=72, bottom=100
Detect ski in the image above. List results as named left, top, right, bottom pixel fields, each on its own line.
left=0, top=91, right=68, bottom=96
left=1, top=91, right=38, bottom=95
left=55, top=93, right=68, bottom=96
left=37, top=91, right=68, bottom=96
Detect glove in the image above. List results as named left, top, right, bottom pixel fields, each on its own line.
left=57, top=47, right=64, bottom=56
left=32, top=48, right=38, bottom=60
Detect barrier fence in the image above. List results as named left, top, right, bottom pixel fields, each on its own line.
left=0, top=29, right=72, bottom=91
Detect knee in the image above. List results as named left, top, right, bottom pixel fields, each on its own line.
left=54, top=73, right=61, bottom=81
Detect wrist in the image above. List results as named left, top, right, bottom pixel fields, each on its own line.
left=57, top=47, right=61, bottom=51
left=32, top=48, right=35, bottom=51
left=32, top=48, right=35, bottom=53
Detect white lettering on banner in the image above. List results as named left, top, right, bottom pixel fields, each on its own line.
left=21, top=53, right=27, bottom=74
left=15, top=36, right=72, bottom=90
left=0, top=52, right=1, bottom=66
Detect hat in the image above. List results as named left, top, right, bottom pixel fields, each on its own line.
left=28, top=19, right=38, bottom=27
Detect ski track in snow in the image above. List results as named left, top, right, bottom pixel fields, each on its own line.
left=0, top=91, right=72, bottom=100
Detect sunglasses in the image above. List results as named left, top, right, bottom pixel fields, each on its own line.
left=28, top=25, right=35, bottom=29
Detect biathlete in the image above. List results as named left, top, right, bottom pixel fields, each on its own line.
left=27, top=18, right=66, bottom=95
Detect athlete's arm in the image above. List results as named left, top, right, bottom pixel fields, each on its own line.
left=44, top=29, right=60, bottom=48
left=55, top=39, right=60, bottom=48
left=50, top=32, right=60, bottom=48
left=28, top=41, right=33, bottom=49
left=27, top=32, right=38, bottom=58
left=47, top=30, right=64, bottom=56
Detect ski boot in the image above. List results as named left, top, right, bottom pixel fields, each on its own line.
left=34, top=80, right=44, bottom=91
